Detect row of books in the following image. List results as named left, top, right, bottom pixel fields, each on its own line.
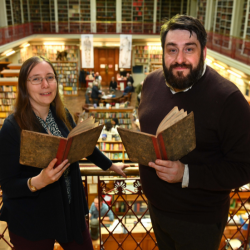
left=58, top=74, right=77, bottom=78
left=60, top=78, right=77, bottom=83
left=99, top=143, right=124, bottom=151
left=150, top=54, right=162, bottom=59
left=0, top=99, right=16, bottom=105
left=53, top=66, right=77, bottom=70
left=134, top=54, right=149, bottom=59
left=0, top=93, right=16, bottom=98
left=64, top=87, right=77, bottom=91
left=0, top=105, right=14, bottom=111
left=102, top=152, right=124, bottom=159
left=90, top=112, right=131, bottom=118
left=0, top=86, right=17, bottom=92
left=52, top=62, right=78, bottom=66
left=55, top=70, right=77, bottom=74
left=134, top=49, right=149, bottom=54
left=0, top=112, right=12, bottom=118
left=135, top=59, right=148, bottom=63
left=0, top=118, right=5, bottom=125
left=63, top=91, right=78, bottom=95
left=118, top=124, right=132, bottom=129
left=63, top=83, right=78, bottom=87
left=98, top=119, right=131, bottom=124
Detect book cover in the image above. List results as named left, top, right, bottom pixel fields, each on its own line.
left=117, top=107, right=196, bottom=166
left=20, top=116, right=104, bottom=168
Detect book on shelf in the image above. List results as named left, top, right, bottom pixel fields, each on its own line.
left=20, top=116, right=104, bottom=168
left=117, top=106, right=196, bottom=166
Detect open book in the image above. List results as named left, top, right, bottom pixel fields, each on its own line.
left=20, top=116, right=104, bottom=168
left=117, top=107, right=196, bottom=166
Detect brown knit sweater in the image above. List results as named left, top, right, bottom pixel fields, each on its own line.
left=138, top=66, right=250, bottom=224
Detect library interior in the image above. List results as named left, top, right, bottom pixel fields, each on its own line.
left=0, top=0, right=250, bottom=250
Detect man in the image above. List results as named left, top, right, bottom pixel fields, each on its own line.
left=135, top=80, right=143, bottom=108
left=123, top=82, right=133, bottom=96
left=91, top=80, right=102, bottom=106
left=89, top=196, right=114, bottom=221
left=126, top=73, right=134, bottom=91
left=138, top=15, right=250, bottom=250
left=95, top=72, right=102, bottom=83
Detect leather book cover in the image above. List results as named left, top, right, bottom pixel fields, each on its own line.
left=117, top=112, right=196, bottom=166
left=20, top=125, right=104, bottom=168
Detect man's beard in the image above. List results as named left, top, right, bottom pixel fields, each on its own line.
left=163, top=54, right=204, bottom=90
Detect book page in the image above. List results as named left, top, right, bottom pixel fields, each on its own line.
left=156, top=107, right=179, bottom=135
left=157, top=110, right=187, bottom=136
left=67, top=116, right=96, bottom=138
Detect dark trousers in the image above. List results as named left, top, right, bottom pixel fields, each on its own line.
left=9, top=227, right=94, bottom=250
left=148, top=202, right=228, bottom=250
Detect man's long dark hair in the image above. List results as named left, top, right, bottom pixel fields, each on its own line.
left=14, top=56, right=72, bottom=131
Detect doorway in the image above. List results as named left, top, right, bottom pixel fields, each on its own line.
left=94, top=48, right=119, bottom=87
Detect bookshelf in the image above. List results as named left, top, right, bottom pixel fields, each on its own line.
left=96, top=140, right=129, bottom=162
left=0, top=78, right=18, bottom=129
left=214, top=0, right=233, bottom=36
left=31, top=45, right=78, bottom=62
left=121, top=0, right=154, bottom=33
left=197, top=0, right=207, bottom=26
left=5, top=0, right=13, bottom=26
left=23, top=0, right=30, bottom=23
left=51, top=61, right=78, bottom=96
left=88, top=107, right=133, bottom=129
left=133, top=45, right=162, bottom=72
left=156, top=0, right=188, bottom=33
left=96, top=0, right=116, bottom=21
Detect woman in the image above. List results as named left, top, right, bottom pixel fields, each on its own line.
left=0, top=56, right=126, bottom=250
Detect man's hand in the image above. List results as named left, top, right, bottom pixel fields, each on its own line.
left=109, top=162, right=128, bottom=178
left=148, top=160, right=185, bottom=183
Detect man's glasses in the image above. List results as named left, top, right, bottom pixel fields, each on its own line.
left=28, top=74, right=56, bottom=85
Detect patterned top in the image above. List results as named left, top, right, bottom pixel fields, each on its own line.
left=35, top=109, right=72, bottom=204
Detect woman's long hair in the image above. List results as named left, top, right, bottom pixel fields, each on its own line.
left=14, top=56, right=72, bottom=131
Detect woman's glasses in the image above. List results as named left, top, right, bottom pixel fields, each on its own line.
left=28, top=74, right=56, bottom=85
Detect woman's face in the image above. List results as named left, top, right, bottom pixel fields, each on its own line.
left=26, top=61, right=57, bottom=112
left=111, top=120, right=115, bottom=125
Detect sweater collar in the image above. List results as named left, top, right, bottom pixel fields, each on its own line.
left=166, top=62, right=207, bottom=94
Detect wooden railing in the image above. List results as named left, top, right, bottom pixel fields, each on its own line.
left=0, top=166, right=250, bottom=249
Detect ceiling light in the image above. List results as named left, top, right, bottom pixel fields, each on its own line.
left=227, top=70, right=242, bottom=78
left=214, top=63, right=225, bottom=69
left=105, top=43, right=120, bottom=46
left=43, top=42, right=65, bottom=46
left=6, top=51, right=15, bottom=56
left=23, top=43, right=30, bottom=47
left=93, top=42, right=103, bottom=46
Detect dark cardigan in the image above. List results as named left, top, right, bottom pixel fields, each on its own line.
left=0, top=106, right=112, bottom=243
left=138, top=66, right=250, bottom=224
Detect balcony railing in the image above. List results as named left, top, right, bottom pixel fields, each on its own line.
left=0, top=165, right=250, bottom=250
left=0, top=22, right=249, bottom=68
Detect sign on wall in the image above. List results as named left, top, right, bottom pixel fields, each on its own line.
left=119, top=35, right=132, bottom=68
left=81, top=34, right=94, bottom=68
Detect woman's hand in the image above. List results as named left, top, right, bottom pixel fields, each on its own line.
left=29, top=158, right=70, bottom=191
left=109, top=162, right=127, bottom=178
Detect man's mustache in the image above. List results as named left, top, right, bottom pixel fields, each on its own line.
left=170, top=63, right=192, bottom=69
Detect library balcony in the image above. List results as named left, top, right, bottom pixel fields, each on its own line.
left=0, top=22, right=249, bottom=67
left=0, top=166, right=250, bottom=249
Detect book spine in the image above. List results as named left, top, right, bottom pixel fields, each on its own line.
left=151, top=137, right=162, bottom=159
left=158, top=133, right=168, bottom=160
left=55, top=139, right=67, bottom=168
left=63, top=137, right=73, bottom=162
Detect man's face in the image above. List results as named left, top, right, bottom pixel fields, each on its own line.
left=94, top=198, right=102, bottom=211
left=163, top=29, right=206, bottom=90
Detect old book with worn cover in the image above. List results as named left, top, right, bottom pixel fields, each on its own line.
left=117, top=107, right=196, bottom=166
left=20, top=116, right=104, bottom=168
